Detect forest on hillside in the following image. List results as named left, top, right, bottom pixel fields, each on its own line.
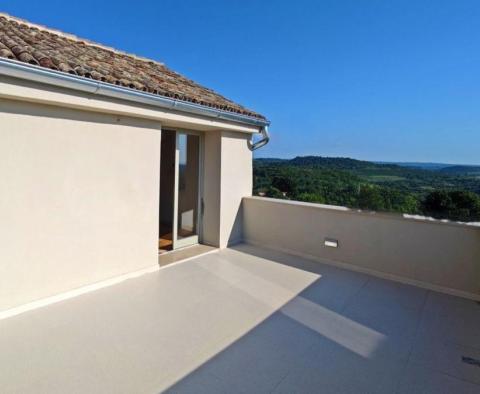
left=253, top=156, right=480, bottom=222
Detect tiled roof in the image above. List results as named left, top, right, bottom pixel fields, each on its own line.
left=0, top=14, right=265, bottom=120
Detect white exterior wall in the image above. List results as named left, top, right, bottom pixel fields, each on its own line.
left=219, top=131, right=253, bottom=247
left=202, top=131, right=222, bottom=246
left=201, top=130, right=253, bottom=248
left=0, top=76, right=257, bottom=313
left=0, top=98, right=161, bottom=311
left=243, top=197, right=480, bottom=300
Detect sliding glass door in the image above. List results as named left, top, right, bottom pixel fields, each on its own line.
left=172, top=132, right=202, bottom=249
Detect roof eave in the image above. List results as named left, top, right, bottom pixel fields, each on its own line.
left=0, top=57, right=270, bottom=128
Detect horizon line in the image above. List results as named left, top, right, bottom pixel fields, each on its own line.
left=254, top=155, right=480, bottom=167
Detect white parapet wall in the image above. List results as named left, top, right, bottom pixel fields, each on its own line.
left=243, top=196, right=480, bottom=300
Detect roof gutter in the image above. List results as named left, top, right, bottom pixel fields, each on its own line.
left=0, top=58, right=270, bottom=149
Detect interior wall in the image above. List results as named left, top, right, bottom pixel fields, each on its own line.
left=0, top=98, right=161, bottom=312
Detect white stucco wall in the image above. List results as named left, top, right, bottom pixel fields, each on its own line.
left=201, top=131, right=222, bottom=246
left=243, top=197, right=480, bottom=300
left=0, top=98, right=161, bottom=311
left=201, top=130, right=253, bottom=248
left=0, top=76, right=259, bottom=313
left=219, top=131, right=253, bottom=247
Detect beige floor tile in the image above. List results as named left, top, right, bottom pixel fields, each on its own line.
left=398, top=361, right=480, bottom=394
left=1, top=244, right=478, bottom=394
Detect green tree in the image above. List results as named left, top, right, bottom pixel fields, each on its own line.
left=265, top=186, right=284, bottom=199
left=380, top=189, right=420, bottom=214
left=296, top=193, right=325, bottom=204
left=253, top=157, right=480, bottom=222
left=422, top=190, right=480, bottom=221
left=271, top=176, right=298, bottom=195
left=357, top=185, right=384, bottom=210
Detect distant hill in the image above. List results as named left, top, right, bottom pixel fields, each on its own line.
left=257, top=157, right=480, bottom=174
left=255, top=156, right=443, bottom=178
left=254, top=158, right=288, bottom=164
left=254, top=155, right=480, bottom=195
left=257, top=156, right=398, bottom=170
left=289, top=156, right=386, bottom=169
left=376, top=162, right=455, bottom=171
left=438, top=165, right=480, bottom=175
left=253, top=155, right=480, bottom=222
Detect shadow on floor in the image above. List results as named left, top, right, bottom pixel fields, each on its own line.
left=164, top=244, right=480, bottom=394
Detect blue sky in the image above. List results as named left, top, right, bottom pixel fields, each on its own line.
left=3, top=0, right=480, bottom=164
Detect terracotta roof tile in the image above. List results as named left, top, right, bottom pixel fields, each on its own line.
left=0, top=14, right=265, bottom=120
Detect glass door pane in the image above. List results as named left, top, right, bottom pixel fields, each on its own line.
left=173, top=133, right=200, bottom=248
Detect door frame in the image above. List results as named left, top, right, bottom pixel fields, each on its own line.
left=171, top=129, right=204, bottom=250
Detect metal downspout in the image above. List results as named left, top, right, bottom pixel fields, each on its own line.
left=248, top=125, right=270, bottom=151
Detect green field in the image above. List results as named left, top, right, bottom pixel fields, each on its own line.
left=366, top=175, right=406, bottom=182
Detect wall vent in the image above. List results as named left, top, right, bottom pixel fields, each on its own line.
left=324, top=238, right=338, bottom=248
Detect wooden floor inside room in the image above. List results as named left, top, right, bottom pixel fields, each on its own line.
left=159, top=227, right=197, bottom=254
left=159, top=233, right=173, bottom=254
